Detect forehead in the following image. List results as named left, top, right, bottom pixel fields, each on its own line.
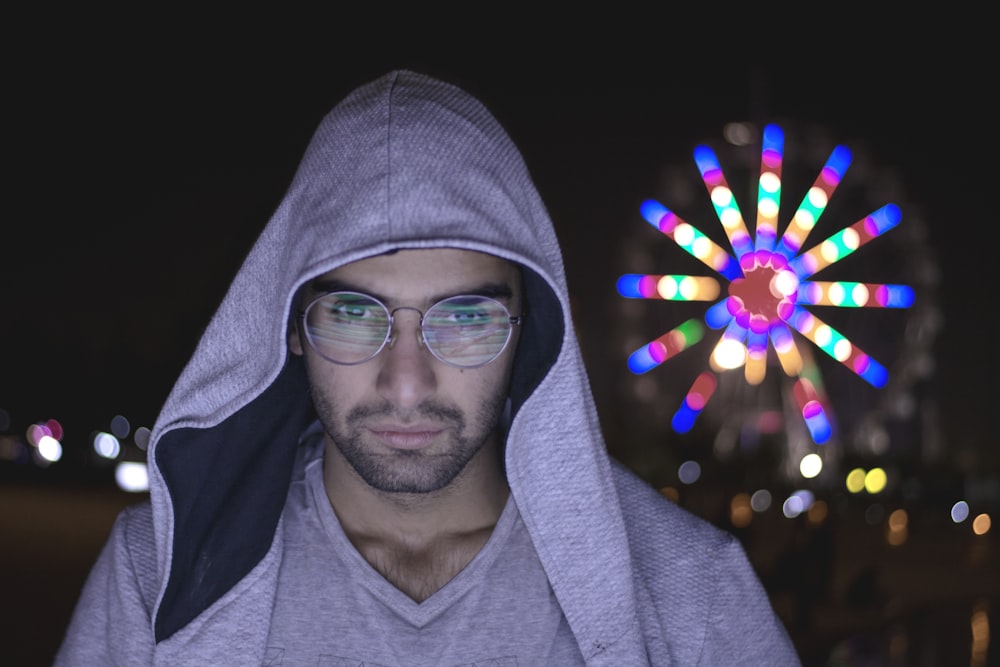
left=310, top=248, right=521, bottom=303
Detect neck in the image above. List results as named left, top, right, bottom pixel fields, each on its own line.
left=323, top=435, right=509, bottom=549
left=322, top=435, right=509, bottom=602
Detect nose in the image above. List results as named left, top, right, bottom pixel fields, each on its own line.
left=375, top=308, right=437, bottom=410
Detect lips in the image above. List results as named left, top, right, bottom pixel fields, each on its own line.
left=368, top=425, right=443, bottom=450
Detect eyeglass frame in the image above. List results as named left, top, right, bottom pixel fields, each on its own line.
left=297, top=290, right=524, bottom=369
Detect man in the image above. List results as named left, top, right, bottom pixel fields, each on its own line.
left=56, top=70, right=801, bottom=665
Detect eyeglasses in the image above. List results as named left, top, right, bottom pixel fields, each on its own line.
left=299, top=291, right=523, bottom=368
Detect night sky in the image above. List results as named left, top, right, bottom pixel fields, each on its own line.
left=3, top=18, right=996, bottom=481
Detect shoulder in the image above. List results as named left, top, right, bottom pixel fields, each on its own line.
left=609, top=458, right=731, bottom=551
left=111, top=499, right=159, bottom=610
left=609, top=459, right=801, bottom=665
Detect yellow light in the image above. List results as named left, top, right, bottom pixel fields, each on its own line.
left=846, top=468, right=866, bottom=493
left=865, top=468, right=888, bottom=494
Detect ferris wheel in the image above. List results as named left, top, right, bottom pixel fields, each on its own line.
left=612, top=121, right=941, bottom=486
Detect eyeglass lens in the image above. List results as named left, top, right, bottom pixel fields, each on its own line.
left=304, top=291, right=515, bottom=367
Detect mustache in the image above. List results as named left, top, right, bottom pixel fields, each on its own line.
left=345, top=400, right=465, bottom=426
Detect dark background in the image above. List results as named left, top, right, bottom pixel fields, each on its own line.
left=2, top=13, right=997, bottom=666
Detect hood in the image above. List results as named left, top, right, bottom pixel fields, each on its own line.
left=147, top=69, right=640, bottom=658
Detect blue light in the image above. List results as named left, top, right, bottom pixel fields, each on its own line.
left=705, top=299, right=734, bottom=329
left=628, top=346, right=658, bottom=374
left=672, top=402, right=698, bottom=433
left=616, top=274, right=645, bottom=298
left=858, top=357, right=889, bottom=388
left=640, top=199, right=668, bottom=226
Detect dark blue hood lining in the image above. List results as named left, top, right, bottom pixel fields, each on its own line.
left=154, top=355, right=314, bottom=641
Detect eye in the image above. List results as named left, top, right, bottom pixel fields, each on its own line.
left=447, top=307, right=490, bottom=323
left=327, top=294, right=381, bottom=320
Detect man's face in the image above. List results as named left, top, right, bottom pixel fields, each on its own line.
left=289, top=248, right=522, bottom=494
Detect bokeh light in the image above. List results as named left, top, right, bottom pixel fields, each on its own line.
left=887, top=508, right=908, bottom=546
left=110, top=414, right=131, bottom=439
left=750, top=489, right=772, bottom=512
left=783, top=489, right=815, bottom=518
left=799, top=453, right=823, bottom=479
left=92, top=432, right=121, bottom=459
left=135, top=426, right=152, bottom=450
left=115, top=462, right=149, bottom=493
left=971, top=513, right=991, bottom=536
left=36, top=435, right=62, bottom=463
left=846, top=468, right=867, bottom=493
left=864, top=468, right=887, bottom=494
left=730, top=492, right=753, bottom=528
left=677, top=460, right=701, bottom=484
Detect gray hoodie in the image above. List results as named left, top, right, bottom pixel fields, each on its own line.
left=56, top=69, right=800, bottom=666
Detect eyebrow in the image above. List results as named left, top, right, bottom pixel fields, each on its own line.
left=308, top=278, right=515, bottom=305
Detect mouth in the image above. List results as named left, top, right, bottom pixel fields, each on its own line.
left=367, top=425, right=444, bottom=450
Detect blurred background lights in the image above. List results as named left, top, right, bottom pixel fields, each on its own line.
left=677, top=460, right=701, bottom=484
left=26, top=418, right=63, bottom=447
left=951, top=500, right=970, bottom=523
left=110, top=414, right=131, bottom=439
left=806, top=499, right=828, bottom=525
left=93, top=431, right=121, bottom=459
left=36, top=435, right=62, bottom=463
left=799, top=452, right=823, bottom=478
left=783, top=489, right=815, bottom=518
left=134, top=426, right=151, bottom=451
left=887, top=508, right=908, bottom=546
left=864, top=468, right=887, bottom=494
left=114, top=461, right=149, bottom=492
left=750, top=489, right=772, bottom=512
left=710, top=338, right=746, bottom=370
left=730, top=492, right=753, bottom=528
left=846, top=467, right=867, bottom=493
left=971, top=513, right=991, bottom=536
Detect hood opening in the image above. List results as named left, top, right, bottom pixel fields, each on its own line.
left=508, top=265, right=563, bottom=423
left=154, top=355, right=315, bottom=642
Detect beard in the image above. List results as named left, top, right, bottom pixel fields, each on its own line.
left=308, top=383, right=508, bottom=494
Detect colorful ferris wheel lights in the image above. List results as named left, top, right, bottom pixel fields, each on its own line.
left=755, top=124, right=785, bottom=253
left=640, top=199, right=742, bottom=280
left=775, top=144, right=853, bottom=259
left=671, top=372, right=718, bottom=433
left=695, top=145, right=755, bottom=259
left=788, top=203, right=902, bottom=277
left=797, top=281, right=915, bottom=307
left=616, top=274, right=720, bottom=301
left=627, top=318, right=704, bottom=374
left=621, top=123, right=913, bottom=442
